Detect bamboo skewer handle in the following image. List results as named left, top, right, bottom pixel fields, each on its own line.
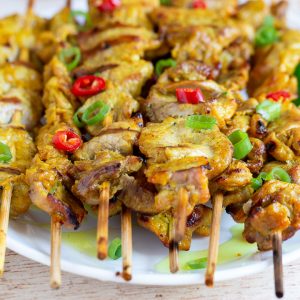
left=50, top=217, right=62, bottom=289
left=273, top=231, right=284, bottom=298
left=121, top=205, right=132, bottom=281
left=175, top=187, right=188, bottom=243
left=205, top=192, right=223, bottom=287
left=97, top=182, right=110, bottom=260
left=169, top=218, right=179, bottom=273
left=0, top=183, right=13, bottom=276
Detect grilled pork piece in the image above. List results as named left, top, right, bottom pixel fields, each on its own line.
left=77, top=25, right=161, bottom=69
left=264, top=104, right=300, bottom=162
left=119, top=157, right=210, bottom=215
left=78, top=82, right=140, bottom=136
left=139, top=117, right=233, bottom=179
left=0, top=64, right=43, bottom=130
left=144, top=80, right=239, bottom=128
left=249, top=29, right=300, bottom=100
left=138, top=204, right=212, bottom=250
left=243, top=180, right=300, bottom=251
left=0, top=125, right=36, bottom=218
left=26, top=157, right=86, bottom=229
left=72, top=60, right=153, bottom=98
left=168, top=0, right=237, bottom=15
left=74, top=115, right=143, bottom=160
left=70, top=151, right=142, bottom=205
left=88, top=0, right=159, bottom=29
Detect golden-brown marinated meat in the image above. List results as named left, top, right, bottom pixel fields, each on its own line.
left=144, top=80, right=239, bottom=128
left=74, top=115, right=143, bottom=160
left=77, top=26, right=161, bottom=69
left=246, top=138, right=267, bottom=174
left=236, top=0, right=268, bottom=29
left=0, top=13, right=46, bottom=65
left=119, top=157, right=210, bottom=215
left=249, top=30, right=300, bottom=100
left=243, top=180, right=300, bottom=251
left=70, top=151, right=142, bottom=205
left=72, top=60, right=153, bottom=98
left=0, top=126, right=36, bottom=173
left=264, top=104, right=300, bottom=162
left=137, top=204, right=212, bottom=250
left=78, top=82, right=140, bottom=136
left=89, top=0, right=159, bottom=29
left=139, top=117, right=233, bottom=179
left=210, top=160, right=252, bottom=193
left=157, top=60, right=218, bottom=84
left=35, top=7, right=77, bottom=63
left=26, top=157, right=86, bottom=229
left=168, top=0, right=237, bottom=15
left=0, top=125, right=36, bottom=218
left=0, top=64, right=43, bottom=130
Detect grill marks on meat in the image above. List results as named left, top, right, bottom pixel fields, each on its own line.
left=137, top=204, right=212, bottom=250
left=71, top=153, right=143, bottom=205
left=264, top=105, right=300, bottom=162
left=243, top=180, right=300, bottom=251
left=144, top=80, right=238, bottom=128
left=139, top=117, right=233, bottom=179
left=26, top=158, right=86, bottom=229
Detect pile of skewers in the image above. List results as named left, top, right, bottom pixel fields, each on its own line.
left=0, top=0, right=300, bottom=298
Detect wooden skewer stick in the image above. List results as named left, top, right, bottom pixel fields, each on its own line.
left=0, top=183, right=13, bottom=276
left=50, top=217, right=62, bottom=289
left=121, top=205, right=132, bottom=281
left=169, top=217, right=179, bottom=273
left=27, top=0, right=35, bottom=13
left=66, top=0, right=71, bottom=9
left=174, top=187, right=189, bottom=243
left=205, top=192, right=223, bottom=287
left=97, top=182, right=110, bottom=260
left=273, top=231, right=284, bottom=298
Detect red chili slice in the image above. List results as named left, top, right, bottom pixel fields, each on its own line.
left=192, top=0, right=207, bottom=9
left=53, top=130, right=82, bottom=153
left=176, top=88, right=205, bottom=104
left=71, top=75, right=106, bottom=97
left=266, top=90, right=291, bottom=102
left=97, top=0, right=121, bottom=12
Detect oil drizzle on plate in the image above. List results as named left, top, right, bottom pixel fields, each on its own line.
left=155, top=224, right=257, bottom=273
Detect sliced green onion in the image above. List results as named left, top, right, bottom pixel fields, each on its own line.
left=185, top=115, right=217, bottom=130
left=251, top=167, right=291, bottom=190
left=81, top=101, right=110, bottom=126
left=0, top=142, right=12, bottom=163
left=186, top=258, right=207, bottom=270
left=255, top=16, right=278, bottom=47
left=293, top=63, right=300, bottom=106
left=59, top=47, right=81, bottom=72
left=269, top=167, right=291, bottom=183
left=73, top=108, right=85, bottom=128
left=71, top=10, right=93, bottom=31
left=160, top=0, right=171, bottom=5
left=155, top=58, right=176, bottom=76
left=108, top=237, right=122, bottom=260
left=228, top=130, right=253, bottom=160
left=256, top=100, right=281, bottom=122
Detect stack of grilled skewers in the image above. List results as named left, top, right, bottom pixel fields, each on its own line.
left=0, top=0, right=299, bottom=298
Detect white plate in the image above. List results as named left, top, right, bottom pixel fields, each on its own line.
left=4, top=0, right=300, bottom=286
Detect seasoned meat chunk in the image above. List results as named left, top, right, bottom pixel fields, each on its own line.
left=137, top=204, right=212, bottom=250
left=119, top=157, right=210, bottom=215
left=144, top=81, right=238, bottom=128
left=26, top=157, right=86, bottom=229
left=71, top=151, right=142, bottom=205
left=243, top=180, right=300, bottom=251
left=139, top=117, right=233, bottom=179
